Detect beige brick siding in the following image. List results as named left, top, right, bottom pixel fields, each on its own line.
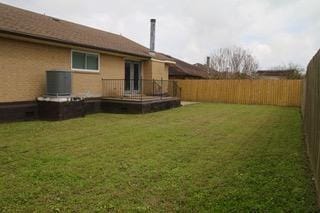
left=143, top=61, right=153, bottom=80
left=0, top=37, right=168, bottom=103
left=101, top=54, right=125, bottom=79
left=0, top=37, right=70, bottom=102
left=72, top=54, right=125, bottom=97
left=151, top=61, right=169, bottom=80
left=0, top=37, right=125, bottom=102
left=71, top=73, right=102, bottom=97
left=142, top=60, right=168, bottom=80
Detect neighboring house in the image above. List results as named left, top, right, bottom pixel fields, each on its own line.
left=160, top=55, right=209, bottom=79
left=256, top=70, right=296, bottom=80
left=194, top=63, right=254, bottom=79
left=193, top=63, right=218, bottom=78
left=0, top=3, right=180, bottom=121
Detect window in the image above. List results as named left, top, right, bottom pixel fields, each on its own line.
left=72, top=50, right=99, bottom=72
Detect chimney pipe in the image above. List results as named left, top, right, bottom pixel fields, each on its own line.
left=150, top=19, right=156, bottom=52
left=206, top=56, right=210, bottom=67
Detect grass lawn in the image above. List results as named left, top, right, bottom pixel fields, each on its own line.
left=0, top=103, right=317, bottom=211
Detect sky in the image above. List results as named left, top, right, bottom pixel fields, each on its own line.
left=2, top=0, right=320, bottom=69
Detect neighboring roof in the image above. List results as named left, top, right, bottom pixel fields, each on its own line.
left=150, top=52, right=175, bottom=62
left=257, top=69, right=295, bottom=76
left=194, top=63, right=218, bottom=74
left=0, top=3, right=173, bottom=62
left=157, top=53, right=209, bottom=78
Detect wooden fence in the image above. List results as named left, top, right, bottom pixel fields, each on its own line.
left=177, top=79, right=302, bottom=107
left=302, top=49, right=320, bottom=201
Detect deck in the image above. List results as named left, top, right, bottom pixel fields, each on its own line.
left=102, top=96, right=176, bottom=102
left=101, top=96, right=181, bottom=114
left=101, top=79, right=181, bottom=113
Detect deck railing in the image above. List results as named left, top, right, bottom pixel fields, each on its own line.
left=102, top=79, right=181, bottom=100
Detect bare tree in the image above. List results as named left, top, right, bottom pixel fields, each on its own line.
left=209, top=46, right=259, bottom=78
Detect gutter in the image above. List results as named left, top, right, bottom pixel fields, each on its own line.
left=151, top=58, right=176, bottom=64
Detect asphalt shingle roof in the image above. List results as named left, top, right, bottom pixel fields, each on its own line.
left=0, top=3, right=173, bottom=61
left=157, top=54, right=209, bottom=78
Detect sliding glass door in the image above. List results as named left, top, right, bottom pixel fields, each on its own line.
left=125, top=61, right=141, bottom=94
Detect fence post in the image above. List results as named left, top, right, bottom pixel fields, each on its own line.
left=172, top=81, right=174, bottom=97
left=130, top=79, right=132, bottom=99
left=161, top=78, right=163, bottom=100
left=153, top=79, right=155, bottom=96
left=140, top=78, right=142, bottom=101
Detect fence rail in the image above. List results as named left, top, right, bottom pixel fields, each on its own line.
left=177, top=79, right=302, bottom=107
left=302, top=49, right=320, bottom=202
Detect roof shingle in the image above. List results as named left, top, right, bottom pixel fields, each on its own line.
left=0, top=3, right=173, bottom=61
left=157, top=54, right=209, bottom=78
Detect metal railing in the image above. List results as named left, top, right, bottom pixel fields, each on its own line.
left=102, top=79, right=181, bottom=100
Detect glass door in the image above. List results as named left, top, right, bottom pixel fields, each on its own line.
left=124, top=61, right=141, bottom=94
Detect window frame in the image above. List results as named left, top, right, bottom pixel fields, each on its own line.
left=71, top=50, right=100, bottom=73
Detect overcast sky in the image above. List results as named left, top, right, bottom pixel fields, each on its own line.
left=2, top=0, right=320, bottom=68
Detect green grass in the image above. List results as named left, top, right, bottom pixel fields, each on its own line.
left=0, top=103, right=317, bottom=211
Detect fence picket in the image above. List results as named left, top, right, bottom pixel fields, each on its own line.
left=302, top=50, right=320, bottom=202
left=176, top=79, right=301, bottom=107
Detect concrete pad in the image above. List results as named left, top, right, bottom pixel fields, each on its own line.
left=181, top=101, right=200, bottom=106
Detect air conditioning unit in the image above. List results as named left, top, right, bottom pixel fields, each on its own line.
left=46, top=70, right=71, bottom=96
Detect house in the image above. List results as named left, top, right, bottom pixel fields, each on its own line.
left=256, top=69, right=296, bottom=80
left=194, top=63, right=254, bottom=79
left=162, top=55, right=209, bottom=79
left=0, top=3, right=180, bottom=121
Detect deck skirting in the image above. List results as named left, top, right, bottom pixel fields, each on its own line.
left=0, top=97, right=181, bottom=122
left=101, top=97, right=181, bottom=114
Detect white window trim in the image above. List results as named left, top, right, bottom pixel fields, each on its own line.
left=71, top=50, right=100, bottom=72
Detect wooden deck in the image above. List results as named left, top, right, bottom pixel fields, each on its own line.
left=102, top=96, right=176, bottom=102
left=101, top=96, right=181, bottom=113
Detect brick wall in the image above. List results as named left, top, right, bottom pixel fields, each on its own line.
left=0, top=37, right=70, bottom=102
left=0, top=37, right=126, bottom=102
left=0, top=37, right=169, bottom=103
left=151, top=61, right=169, bottom=80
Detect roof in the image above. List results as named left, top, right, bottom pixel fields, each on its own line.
left=157, top=54, right=209, bottom=78
left=0, top=3, right=173, bottom=61
left=150, top=52, right=176, bottom=62
left=193, top=63, right=218, bottom=74
left=257, top=69, right=295, bottom=76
